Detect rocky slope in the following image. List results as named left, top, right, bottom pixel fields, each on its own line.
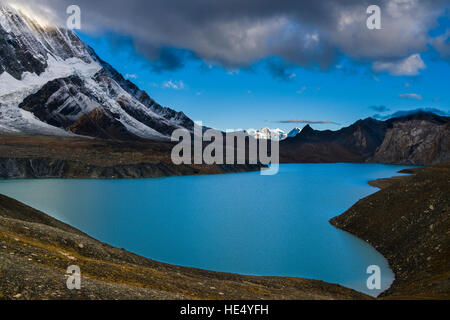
left=370, top=120, right=450, bottom=165
left=0, top=4, right=192, bottom=140
left=0, top=135, right=262, bottom=179
left=331, top=163, right=450, bottom=299
left=0, top=193, right=370, bottom=300
left=280, top=118, right=387, bottom=163
left=280, top=112, right=450, bottom=165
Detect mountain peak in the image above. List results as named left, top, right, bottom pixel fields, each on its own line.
left=1, top=3, right=54, bottom=30
left=287, top=127, right=301, bottom=138
left=246, top=128, right=287, bottom=141
left=0, top=4, right=194, bottom=140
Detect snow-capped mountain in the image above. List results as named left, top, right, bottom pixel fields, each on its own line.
left=0, top=4, right=193, bottom=140
left=287, top=127, right=301, bottom=138
left=246, top=128, right=288, bottom=141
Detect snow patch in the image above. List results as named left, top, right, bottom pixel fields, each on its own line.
left=0, top=56, right=101, bottom=99
left=247, top=128, right=288, bottom=141
left=0, top=56, right=101, bottom=136
left=0, top=6, right=12, bottom=33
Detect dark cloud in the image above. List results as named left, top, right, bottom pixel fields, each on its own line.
left=266, top=59, right=296, bottom=81
left=373, top=108, right=450, bottom=120
left=369, top=105, right=390, bottom=113
left=148, top=48, right=195, bottom=73
left=430, top=31, right=450, bottom=61
left=5, top=0, right=450, bottom=73
left=99, top=35, right=196, bottom=72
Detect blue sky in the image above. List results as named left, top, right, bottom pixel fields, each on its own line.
left=79, top=31, right=450, bottom=132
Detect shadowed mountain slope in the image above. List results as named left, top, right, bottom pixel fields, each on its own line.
left=280, top=112, right=450, bottom=165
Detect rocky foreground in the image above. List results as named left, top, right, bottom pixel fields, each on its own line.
left=0, top=194, right=369, bottom=300
left=331, top=163, right=450, bottom=299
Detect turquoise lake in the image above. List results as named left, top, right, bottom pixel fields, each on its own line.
left=0, top=163, right=415, bottom=296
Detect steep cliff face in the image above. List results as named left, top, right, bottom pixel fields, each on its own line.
left=0, top=134, right=265, bottom=179
left=370, top=121, right=450, bottom=165
left=0, top=157, right=188, bottom=179
left=0, top=156, right=264, bottom=179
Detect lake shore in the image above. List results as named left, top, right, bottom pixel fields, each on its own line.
left=0, top=193, right=370, bottom=300
left=0, top=142, right=448, bottom=299
left=330, top=162, right=450, bottom=299
left=0, top=135, right=263, bottom=179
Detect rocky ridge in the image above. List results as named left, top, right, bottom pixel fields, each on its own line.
left=280, top=112, right=450, bottom=165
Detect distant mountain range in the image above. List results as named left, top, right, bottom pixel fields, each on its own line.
left=1, top=4, right=449, bottom=167
left=245, top=127, right=302, bottom=141
left=246, top=128, right=287, bottom=141
left=280, top=111, right=450, bottom=165
left=0, top=4, right=193, bottom=140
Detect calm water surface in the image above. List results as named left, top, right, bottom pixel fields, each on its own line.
left=0, top=163, right=415, bottom=296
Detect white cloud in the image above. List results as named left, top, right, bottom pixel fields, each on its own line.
left=372, top=54, right=426, bottom=76
left=125, top=73, right=137, bottom=79
left=296, top=86, right=307, bottom=94
left=227, top=69, right=240, bottom=75
left=162, top=80, right=186, bottom=90
left=398, top=93, right=423, bottom=100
